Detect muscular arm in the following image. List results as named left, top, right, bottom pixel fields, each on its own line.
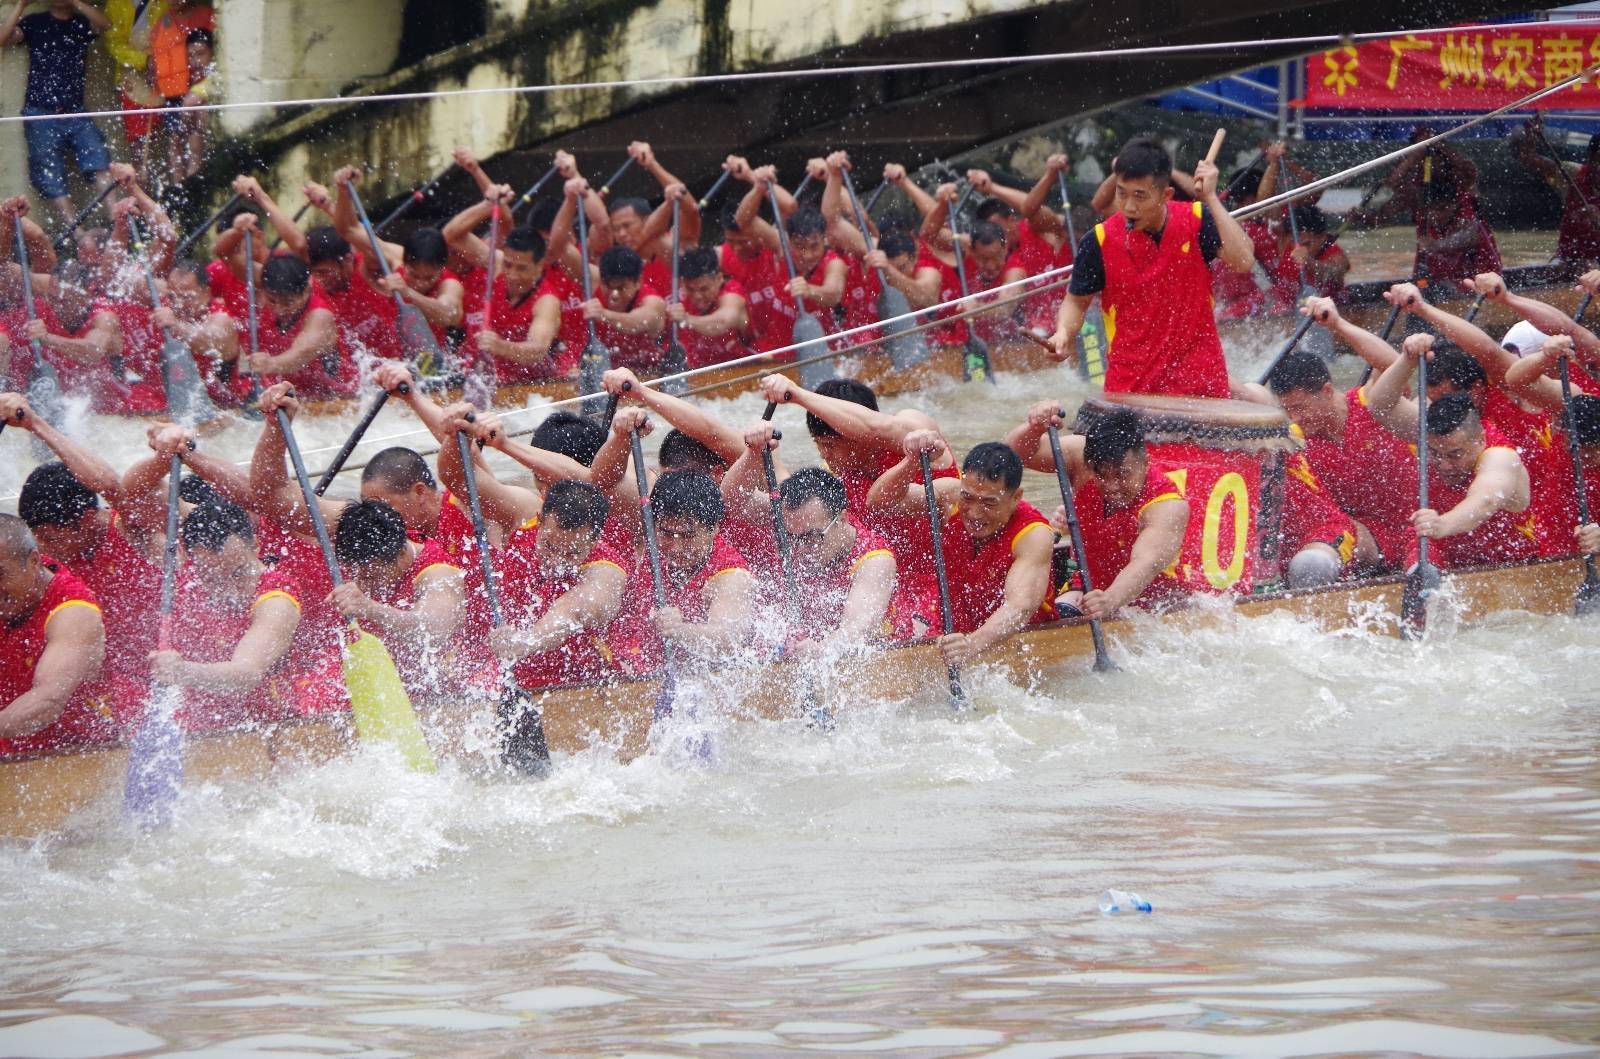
left=681, top=292, right=747, bottom=337
left=502, top=561, right=625, bottom=658
left=37, top=310, right=119, bottom=364
left=253, top=308, right=338, bottom=376
left=489, top=297, right=560, bottom=367
left=403, top=276, right=464, bottom=329
left=1322, top=303, right=1398, bottom=374
left=1364, top=350, right=1421, bottom=441
left=360, top=566, right=466, bottom=645
left=1431, top=447, right=1530, bottom=537
left=442, top=198, right=496, bottom=272
left=1098, top=499, right=1187, bottom=611
left=162, top=597, right=298, bottom=693
left=1499, top=289, right=1600, bottom=373
left=1411, top=297, right=1518, bottom=386
left=0, top=602, right=103, bottom=738
left=828, top=552, right=896, bottom=650
left=961, top=525, right=1052, bottom=657
left=437, top=435, right=541, bottom=533
left=1502, top=349, right=1568, bottom=414
left=671, top=569, right=756, bottom=653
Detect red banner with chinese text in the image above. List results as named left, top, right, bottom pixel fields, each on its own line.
left=1303, top=26, right=1600, bottom=110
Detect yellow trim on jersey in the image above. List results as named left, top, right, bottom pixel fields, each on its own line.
left=1191, top=200, right=1204, bottom=220
left=518, top=515, right=540, bottom=533
left=851, top=548, right=893, bottom=576
left=1355, top=384, right=1371, bottom=407
left=1137, top=492, right=1183, bottom=518
left=1336, top=530, right=1356, bottom=564
left=252, top=590, right=301, bottom=613
left=1094, top=222, right=1107, bottom=247
left=43, top=598, right=101, bottom=631
left=413, top=562, right=461, bottom=585
left=1287, top=456, right=1321, bottom=492
left=581, top=558, right=626, bottom=576
left=1476, top=445, right=1517, bottom=471
left=705, top=566, right=746, bottom=585
left=1103, top=304, right=1116, bottom=345
left=1010, top=520, right=1049, bottom=555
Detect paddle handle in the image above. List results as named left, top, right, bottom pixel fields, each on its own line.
left=1563, top=292, right=1596, bottom=528
left=1204, top=128, right=1227, bottom=167
left=863, top=180, right=889, bottom=215
left=1279, top=158, right=1310, bottom=293
left=630, top=428, right=669, bottom=612
left=1046, top=424, right=1113, bottom=670
left=768, top=181, right=802, bottom=281
left=598, top=157, right=635, bottom=199
left=1415, top=348, right=1432, bottom=572
left=344, top=181, right=414, bottom=319
left=456, top=432, right=505, bottom=626
left=375, top=171, right=447, bottom=235
left=13, top=215, right=46, bottom=362
left=668, top=196, right=682, bottom=347
left=697, top=169, right=732, bottom=211
left=1256, top=311, right=1319, bottom=386
left=919, top=449, right=966, bottom=703
left=600, top=392, right=622, bottom=436
left=761, top=402, right=798, bottom=616
left=157, top=454, right=183, bottom=650
left=313, top=388, right=395, bottom=496
left=515, top=163, right=560, bottom=212
left=174, top=191, right=243, bottom=261
left=53, top=180, right=118, bottom=253
left=277, top=407, right=345, bottom=588
left=242, top=227, right=262, bottom=390
left=1057, top=170, right=1079, bottom=250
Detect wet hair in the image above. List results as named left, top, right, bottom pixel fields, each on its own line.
left=1083, top=407, right=1146, bottom=471
left=786, top=206, right=827, bottom=239
left=179, top=500, right=254, bottom=553
left=805, top=378, right=878, bottom=439
left=609, top=196, right=650, bottom=221
left=879, top=231, right=917, bottom=260
left=178, top=474, right=224, bottom=509
left=215, top=202, right=258, bottom=234
left=970, top=221, right=1006, bottom=248
left=503, top=226, right=547, bottom=260
left=306, top=226, right=351, bottom=266
left=1421, top=172, right=1461, bottom=207
left=0, top=514, right=38, bottom=563
left=1290, top=204, right=1330, bottom=235
left=361, top=447, right=436, bottom=491
left=1572, top=393, right=1600, bottom=448
left=261, top=255, right=311, bottom=295
left=1429, top=344, right=1487, bottom=391
left=169, top=257, right=209, bottom=287
left=649, top=469, right=724, bottom=526
left=334, top=499, right=409, bottom=566
left=962, top=441, right=1024, bottom=491
left=658, top=429, right=726, bottom=474
left=679, top=246, right=720, bottom=280
left=975, top=198, right=1019, bottom=223
left=18, top=463, right=99, bottom=529
left=599, top=245, right=643, bottom=282
left=402, top=228, right=448, bottom=267
left=1112, top=138, right=1172, bottom=186
left=779, top=467, right=847, bottom=517
left=542, top=480, right=609, bottom=533
left=718, top=204, right=743, bottom=234
left=526, top=199, right=560, bottom=236
left=531, top=410, right=605, bottom=466
left=1426, top=393, right=1481, bottom=436
left=1266, top=350, right=1333, bottom=396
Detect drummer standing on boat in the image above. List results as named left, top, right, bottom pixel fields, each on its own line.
left=1046, top=137, right=1257, bottom=399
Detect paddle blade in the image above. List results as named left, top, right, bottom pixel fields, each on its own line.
left=396, top=304, right=444, bottom=378
left=496, top=684, right=551, bottom=778
left=1078, top=308, right=1108, bottom=385
left=162, top=337, right=219, bottom=427
left=1576, top=562, right=1600, bottom=618
left=123, top=685, right=185, bottom=829
left=964, top=336, right=993, bottom=384
left=26, top=355, right=66, bottom=431
left=579, top=337, right=612, bottom=414
left=661, top=338, right=689, bottom=396
left=1400, top=563, right=1443, bottom=640
left=343, top=629, right=437, bottom=772
left=793, top=312, right=833, bottom=390
left=877, top=287, right=929, bottom=369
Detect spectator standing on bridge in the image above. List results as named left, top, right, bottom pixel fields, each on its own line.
left=2, top=0, right=114, bottom=226
left=1046, top=136, right=1256, bottom=398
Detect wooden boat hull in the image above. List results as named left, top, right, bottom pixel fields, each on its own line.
left=3, top=555, right=1586, bottom=841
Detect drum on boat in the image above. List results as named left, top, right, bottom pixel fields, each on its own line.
left=1074, top=393, right=1300, bottom=595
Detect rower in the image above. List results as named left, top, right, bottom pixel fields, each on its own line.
left=6, top=392, right=164, bottom=686
left=1366, top=335, right=1538, bottom=571
left=667, top=246, right=753, bottom=368
left=1504, top=336, right=1600, bottom=558
left=1272, top=204, right=1349, bottom=307
left=0, top=514, right=136, bottom=757
left=1046, top=136, right=1256, bottom=398
left=300, top=168, right=409, bottom=362
left=1005, top=405, right=1188, bottom=618
left=732, top=164, right=847, bottom=354
left=968, top=157, right=1076, bottom=331
left=246, top=255, right=354, bottom=397
left=868, top=434, right=1054, bottom=669
left=26, top=260, right=127, bottom=414
left=609, top=470, right=756, bottom=676
left=920, top=182, right=1028, bottom=347
left=329, top=498, right=477, bottom=705
left=153, top=258, right=241, bottom=407
left=612, top=141, right=702, bottom=294
left=580, top=246, right=667, bottom=374
left=1513, top=118, right=1600, bottom=268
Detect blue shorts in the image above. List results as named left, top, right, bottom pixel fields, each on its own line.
left=22, top=110, right=110, bottom=199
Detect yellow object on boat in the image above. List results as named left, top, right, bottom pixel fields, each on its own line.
left=344, top=626, right=436, bottom=773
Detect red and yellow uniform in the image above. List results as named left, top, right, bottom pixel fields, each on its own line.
left=840, top=450, right=954, bottom=626
left=789, top=515, right=918, bottom=644
left=1300, top=387, right=1420, bottom=566
left=168, top=569, right=343, bottom=730
left=940, top=499, right=1055, bottom=633
left=102, top=298, right=168, bottom=415
left=1281, top=449, right=1359, bottom=569
left=0, top=563, right=144, bottom=757
left=594, top=280, right=667, bottom=374
left=1066, top=466, right=1186, bottom=609
left=497, top=518, right=629, bottom=688
left=72, top=512, right=164, bottom=686
left=719, top=244, right=786, bottom=355
left=679, top=279, right=753, bottom=368
left=609, top=535, right=748, bottom=676
left=753, top=250, right=843, bottom=356
left=248, top=288, right=355, bottom=397
left=918, top=241, right=969, bottom=346
left=1409, top=426, right=1539, bottom=570
left=841, top=257, right=885, bottom=348
left=1524, top=440, right=1600, bottom=558
left=362, top=539, right=487, bottom=701
left=1211, top=218, right=1275, bottom=322
left=53, top=304, right=134, bottom=414
left=464, top=273, right=559, bottom=382
left=1089, top=200, right=1230, bottom=399
left=321, top=252, right=402, bottom=362
left=537, top=265, right=587, bottom=378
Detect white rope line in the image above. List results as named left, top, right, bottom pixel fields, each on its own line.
left=6, top=18, right=1599, bottom=126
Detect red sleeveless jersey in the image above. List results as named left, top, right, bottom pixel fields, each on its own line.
left=205, top=259, right=249, bottom=321
left=466, top=273, right=558, bottom=383
left=1280, top=449, right=1358, bottom=567
left=751, top=250, right=842, bottom=355
left=1299, top=387, right=1420, bottom=566
left=1211, top=218, right=1274, bottom=321
left=102, top=298, right=168, bottom=414
left=595, top=281, right=667, bottom=374
left=608, top=534, right=749, bottom=676
left=70, top=512, right=163, bottom=685
left=254, top=289, right=355, bottom=396
left=680, top=280, right=752, bottom=368
left=497, top=518, right=629, bottom=688
left=1524, top=439, right=1600, bottom=558
left=360, top=539, right=483, bottom=701
left=788, top=515, right=917, bottom=644
left=917, top=241, right=969, bottom=346
left=1068, top=466, right=1186, bottom=608
left=537, top=265, right=588, bottom=377
left=0, top=563, right=145, bottom=757
left=1412, top=427, right=1539, bottom=570
left=1415, top=197, right=1501, bottom=283
left=1095, top=200, right=1230, bottom=398
left=939, top=498, right=1055, bottom=633
left=719, top=243, right=789, bottom=353
left=322, top=253, right=401, bottom=360
left=53, top=305, right=134, bottom=414
left=841, top=256, right=883, bottom=346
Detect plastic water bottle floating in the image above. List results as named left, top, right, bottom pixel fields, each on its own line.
left=1099, top=889, right=1153, bottom=915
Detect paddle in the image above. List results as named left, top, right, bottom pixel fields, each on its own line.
left=129, top=216, right=219, bottom=428
left=629, top=422, right=680, bottom=718
left=791, top=173, right=813, bottom=200
left=697, top=170, right=733, bottom=212
left=237, top=226, right=265, bottom=409
left=574, top=190, right=613, bottom=413
left=1560, top=291, right=1600, bottom=615
left=12, top=216, right=65, bottom=432
left=660, top=195, right=689, bottom=394
left=513, top=163, right=560, bottom=219
left=842, top=167, right=929, bottom=370
left=277, top=404, right=436, bottom=771
left=313, top=382, right=406, bottom=497
left=174, top=191, right=243, bottom=261
left=52, top=181, right=118, bottom=253
left=1057, top=169, right=1107, bottom=385
left=863, top=180, right=889, bottom=215
left=946, top=188, right=995, bottom=385
left=374, top=172, right=447, bottom=235
left=767, top=181, right=834, bottom=389
left=456, top=429, right=551, bottom=775
left=760, top=402, right=798, bottom=618
left=1279, top=158, right=1313, bottom=298
left=1528, top=123, right=1600, bottom=235
left=463, top=201, right=502, bottom=412
left=1045, top=420, right=1116, bottom=672
left=1401, top=348, right=1441, bottom=639
left=268, top=202, right=311, bottom=250
left=122, top=454, right=186, bottom=828
left=919, top=448, right=968, bottom=708
left=597, top=158, right=635, bottom=200
left=344, top=181, right=449, bottom=378
left=1257, top=312, right=1321, bottom=385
